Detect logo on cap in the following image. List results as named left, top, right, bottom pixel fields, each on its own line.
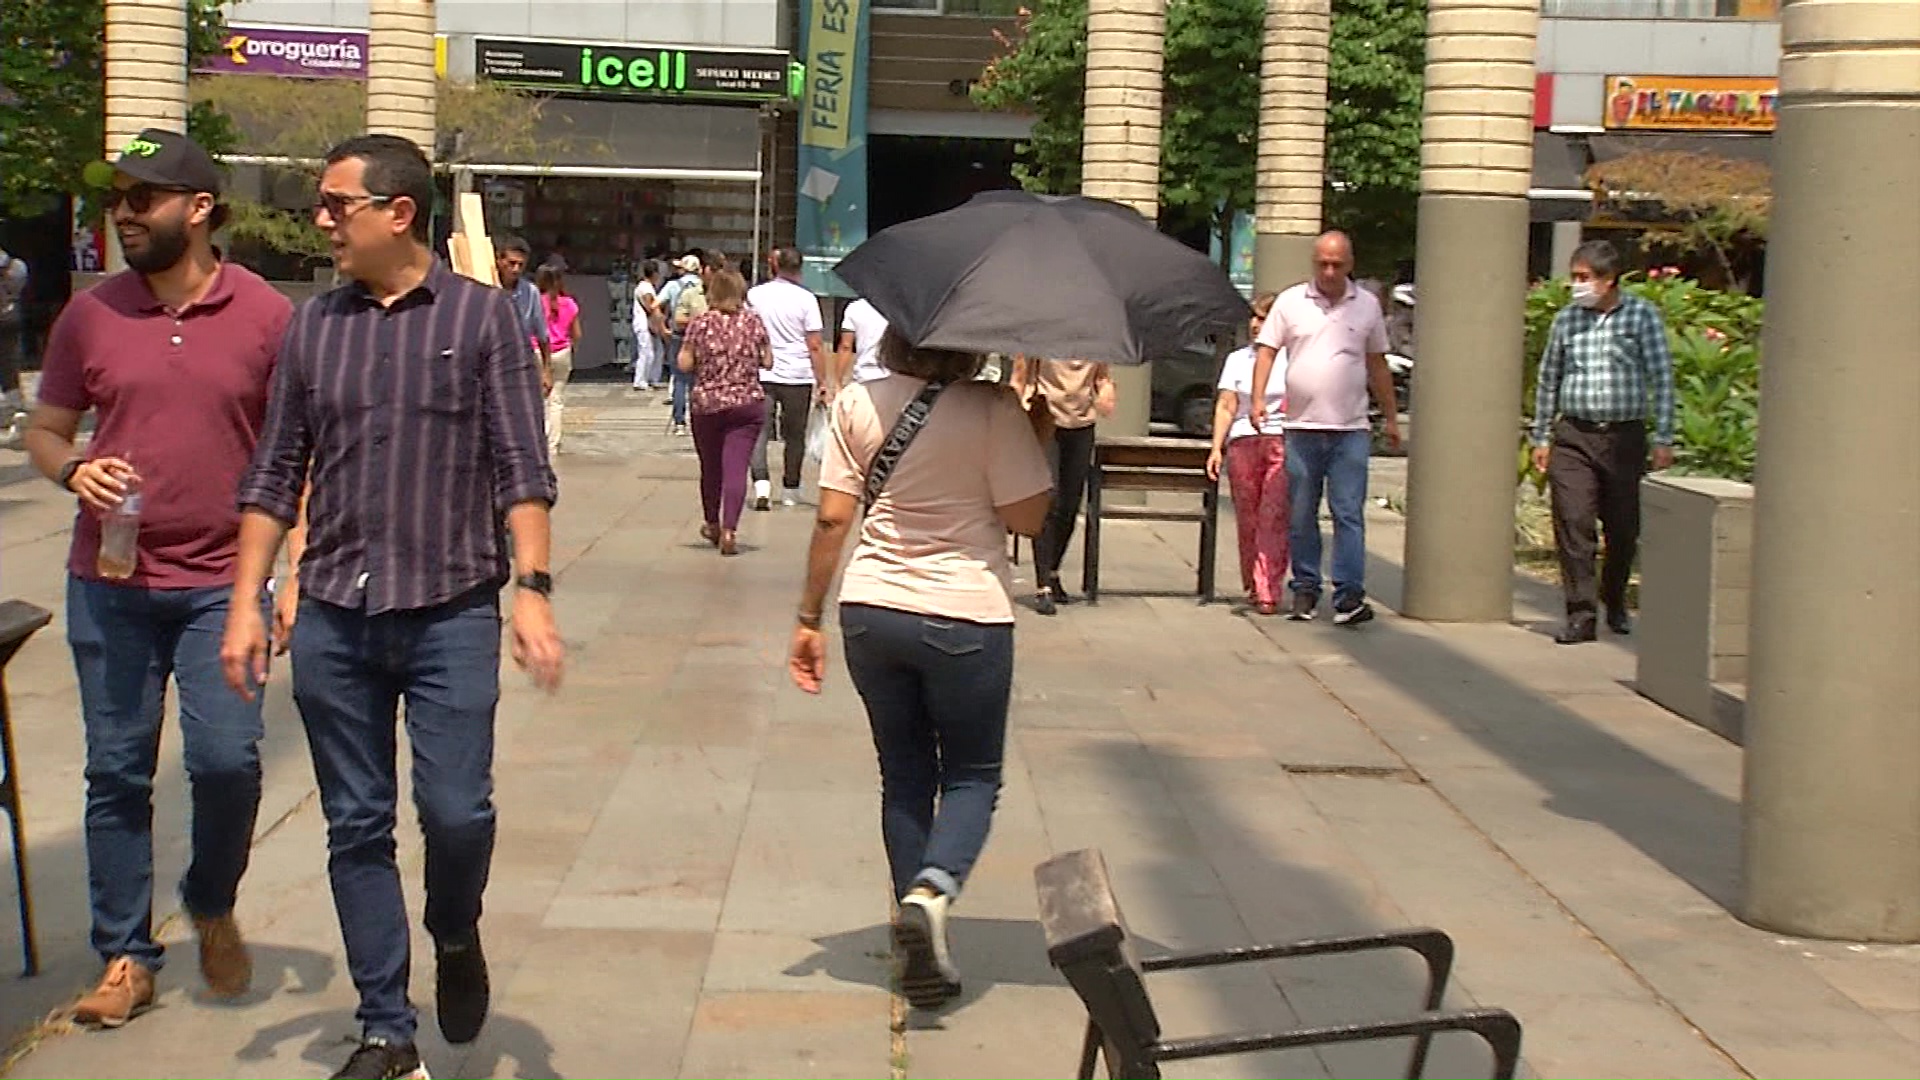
left=123, top=137, right=164, bottom=158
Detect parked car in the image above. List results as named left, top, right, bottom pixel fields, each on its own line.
left=1150, top=341, right=1227, bottom=438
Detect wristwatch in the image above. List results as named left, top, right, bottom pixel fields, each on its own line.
left=56, top=458, right=82, bottom=491
left=515, top=571, right=553, bottom=597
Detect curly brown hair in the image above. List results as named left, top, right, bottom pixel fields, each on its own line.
left=879, top=329, right=983, bottom=382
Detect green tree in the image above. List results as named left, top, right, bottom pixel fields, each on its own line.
left=974, top=0, right=1426, bottom=272
left=0, top=0, right=231, bottom=217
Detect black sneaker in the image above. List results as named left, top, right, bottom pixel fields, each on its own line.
left=1286, top=591, right=1320, bottom=621
left=1605, top=608, right=1632, bottom=635
left=1332, top=598, right=1375, bottom=627
left=331, top=1038, right=427, bottom=1080
left=434, top=939, right=490, bottom=1045
left=1555, top=614, right=1599, bottom=645
left=1033, top=590, right=1058, bottom=617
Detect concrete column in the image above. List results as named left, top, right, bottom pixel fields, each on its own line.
left=103, top=0, right=189, bottom=272
left=1080, top=0, right=1164, bottom=438
left=1254, top=0, right=1330, bottom=294
left=1399, top=0, right=1540, bottom=623
left=367, top=0, right=438, bottom=157
left=1548, top=220, right=1582, bottom=280
left=1741, top=0, right=1920, bottom=944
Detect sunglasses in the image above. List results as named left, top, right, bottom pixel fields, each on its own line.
left=313, top=191, right=398, bottom=221
left=104, top=184, right=195, bottom=215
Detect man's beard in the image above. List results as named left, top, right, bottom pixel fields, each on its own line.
left=123, top=220, right=191, bottom=275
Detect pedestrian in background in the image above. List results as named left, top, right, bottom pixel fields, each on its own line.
left=1249, top=230, right=1397, bottom=626
left=1531, top=239, right=1675, bottom=644
left=680, top=268, right=771, bottom=556
left=631, top=258, right=667, bottom=392
left=1013, top=356, right=1114, bottom=616
left=789, top=330, right=1052, bottom=1012
left=1206, top=292, right=1289, bottom=616
left=22, top=128, right=291, bottom=1027
left=492, top=235, right=552, bottom=393
left=747, top=246, right=829, bottom=510
left=538, top=264, right=580, bottom=455
left=668, top=252, right=722, bottom=437
left=838, top=295, right=891, bottom=386
left=222, top=133, right=562, bottom=1080
left=658, top=253, right=703, bottom=435
left=0, top=243, right=28, bottom=424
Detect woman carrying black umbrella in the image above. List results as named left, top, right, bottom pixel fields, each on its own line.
left=788, top=330, right=1053, bottom=1010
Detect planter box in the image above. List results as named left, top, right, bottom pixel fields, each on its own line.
left=1635, top=475, right=1752, bottom=743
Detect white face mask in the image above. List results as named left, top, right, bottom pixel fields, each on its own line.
left=1571, top=280, right=1606, bottom=309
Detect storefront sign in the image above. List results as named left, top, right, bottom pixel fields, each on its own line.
left=475, top=38, right=791, bottom=101
left=195, top=24, right=368, bottom=79
left=796, top=0, right=870, bottom=297
left=1604, top=76, right=1778, bottom=132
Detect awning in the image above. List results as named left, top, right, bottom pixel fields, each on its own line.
left=465, top=98, right=762, bottom=178
left=1588, top=132, right=1772, bottom=167
left=1530, top=132, right=1593, bottom=222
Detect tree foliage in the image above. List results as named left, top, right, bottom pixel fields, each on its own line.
left=0, top=0, right=230, bottom=217
left=1585, top=150, right=1771, bottom=292
left=974, top=0, right=1426, bottom=271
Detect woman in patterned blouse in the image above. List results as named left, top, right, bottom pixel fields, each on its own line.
left=678, top=268, right=773, bottom=555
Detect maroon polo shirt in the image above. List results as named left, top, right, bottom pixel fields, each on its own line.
left=39, top=263, right=292, bottom=588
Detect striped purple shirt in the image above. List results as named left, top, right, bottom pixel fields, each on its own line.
left=238, top=258, right=557, bottom=615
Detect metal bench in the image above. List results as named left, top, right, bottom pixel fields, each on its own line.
left=1082, top=437, right=1219, bottom=604
left=1035, top=848, right=1524, bottom=1080
left=0, top=599, right=52, bottom=976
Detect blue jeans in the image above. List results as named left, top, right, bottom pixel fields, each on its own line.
left=67, top=577, right=266, bottom=969
left=669, top=335, right=692, bottom=425
left=291, top=590, right=501, bottom=1044
left=1284, top=429, right=1372, bottom=607
left=841, top=603, right=1013, bottom=901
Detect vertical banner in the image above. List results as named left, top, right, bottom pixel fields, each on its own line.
left=1208, top=208, right=1255, bottom=296
left=796, top=0, right=869, bottom=297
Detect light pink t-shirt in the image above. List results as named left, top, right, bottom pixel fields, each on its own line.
left=1255, top=278, right=1388, bottom=431
left=820, top=379, right=1053, bottom=624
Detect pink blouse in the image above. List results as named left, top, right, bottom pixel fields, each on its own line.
left=544, top=295, right=579, bottom=352
left=685, top=309, right=769, bottom=415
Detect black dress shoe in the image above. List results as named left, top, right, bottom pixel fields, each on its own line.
left=1033, top=590, right=1058, bottom=617
left=1605, top=609, right=1632, bottom=635
left=1555, top=616, right=1598, bottom=645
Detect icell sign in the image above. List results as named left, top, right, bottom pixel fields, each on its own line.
left=476, top=38, right=792, bottom=102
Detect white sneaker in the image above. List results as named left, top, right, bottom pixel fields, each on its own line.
left=894, top=890, right=961, bottom=1009
left=753, top=480, right=772, bottom=512
left=781, top=487, right=801, bottom=507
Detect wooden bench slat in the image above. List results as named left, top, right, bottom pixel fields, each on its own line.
left=1098, top=474, right=1217, bottom=495
left=1101, top=507, right=1207, bottom=522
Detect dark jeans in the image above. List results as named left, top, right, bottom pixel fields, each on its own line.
left=669, top=335, right=692, bottom=425
left=1036, top=424, right=1096, bottom=589
left=292, top=590, right=502, bottom=1044
left=67, top=577, right=266, bottom=968
left=1285, top=429, right=1372, bottom=606
left=841, top=603, right=1014, bottom=901
left=1548, top=416, right=1647, bottom=616
left=692, top=401, right=766, bottom=530
left=751, top=381, right=815, bottom=489
left=0, top=320, right=21, bottom=395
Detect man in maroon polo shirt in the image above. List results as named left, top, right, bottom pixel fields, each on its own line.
left=21, top=129, right=291, bottom=1027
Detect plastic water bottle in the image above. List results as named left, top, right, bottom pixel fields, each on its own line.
left=97, top=475, right=142, bottom=580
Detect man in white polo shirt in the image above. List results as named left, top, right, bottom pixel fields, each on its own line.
left=747, top=246, right=829, bottom=509
left=838, top=296, right=890, bottom=385
left=1248, top=230, right=1398, bottom=627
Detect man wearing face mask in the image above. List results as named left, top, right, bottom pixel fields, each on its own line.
left=1530, top=240, right=1676, bottom=645
left=22, top=129, right=292, bottom=1025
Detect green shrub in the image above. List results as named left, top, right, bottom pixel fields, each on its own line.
left=1520, top=272, right=1762, bottom=484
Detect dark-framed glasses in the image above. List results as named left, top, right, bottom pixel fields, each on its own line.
left=104, top=184, right=194, bottom=215
left=314, top=191, right=397, bottom=220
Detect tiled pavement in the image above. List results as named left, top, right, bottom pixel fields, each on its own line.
left=0, top=382, right=1914, bottom=1079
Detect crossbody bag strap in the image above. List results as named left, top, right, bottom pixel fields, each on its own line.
left=864, top=379, right=949, bottom=509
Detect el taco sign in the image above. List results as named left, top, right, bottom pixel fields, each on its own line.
left=194, top=24, right=369, bottom=79
left=1604, top=75, right=1778, bottom=132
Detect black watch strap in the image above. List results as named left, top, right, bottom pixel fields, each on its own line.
left=56, top=458, right=82, bottom=491
left=515, top=571, right=553, bottom=596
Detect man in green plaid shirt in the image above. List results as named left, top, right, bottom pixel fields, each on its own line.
left=1530, top=240, right=1676, bottom=644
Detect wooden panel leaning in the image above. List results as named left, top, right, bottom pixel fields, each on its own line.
left=1034, top=848, right=1525, bottom=1080
left=1081, top=437, right=1219, bottom=605
left=0, top=600, right=53, bottom=976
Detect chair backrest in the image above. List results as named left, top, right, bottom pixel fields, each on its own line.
left=1035, top=848, right=1162, bottom=1079
left=0, top=601, right=51, bottom=668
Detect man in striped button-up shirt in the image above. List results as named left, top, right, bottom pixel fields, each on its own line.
left=220, top=135, right=560, bottom=1080
left=1530, top=240, right=1676, bottom=645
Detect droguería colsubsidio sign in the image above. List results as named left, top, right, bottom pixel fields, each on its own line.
left=475, top=37, right=795, bottom=102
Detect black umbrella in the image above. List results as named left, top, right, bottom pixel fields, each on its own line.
left=832, top=191, right=1248, bottom=365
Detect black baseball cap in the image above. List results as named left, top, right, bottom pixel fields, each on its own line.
left=83, top=129, right=225, bottom=196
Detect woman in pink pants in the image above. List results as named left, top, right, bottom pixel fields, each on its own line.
left=679, top=269, right=771, bottom=555
left=1206, top=293, right=1289, bottom=615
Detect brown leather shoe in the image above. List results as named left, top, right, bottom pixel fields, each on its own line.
left=73, top=957, right=155, bottom=1027
left=194, top=913, right=253, bottom=997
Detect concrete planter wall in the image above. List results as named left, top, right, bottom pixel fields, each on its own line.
left=1635, top=474, right=1752, bottom=743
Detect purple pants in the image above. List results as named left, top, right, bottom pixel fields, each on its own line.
left=691, top=401, right=766, bottom=530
